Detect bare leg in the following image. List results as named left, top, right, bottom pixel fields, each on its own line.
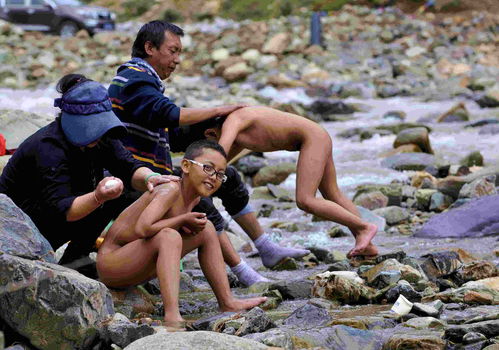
left=218, top=231, right=241, bottom=267
left=181, top=223, right=266, bottom=311
left=234, top=212, right=264, bottom=241
left=97, top=228, right=184, bottom=325
left=295, top=130, right=377, bottom=257
left=318, top=150, right=378, bottom=258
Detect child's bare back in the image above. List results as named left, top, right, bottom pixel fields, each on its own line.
left=220, top=106, right=326, bottom=158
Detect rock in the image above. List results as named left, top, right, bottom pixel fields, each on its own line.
left=420, top=251, right=463, bottom=280
left=312, top=271, right=374, bottom=304
left=475, top=94, right=499, bottom=108
left=234, top=307, right=276, bottom=336
left=479, top=124, right=499, bottom=135
left=412, top=300, right=444, bottom=317
left=271, top=257, right=298, bottom=271
left=354, top=191, right=389, bottom=210
left=223, top=62, right=252, bottom=82
left=462, top=332, right=487, bottom=344
left=211, top=48, right=230, bottom=61
left=437, top=102, right=469, bottom=123
left=429, top=192, right=455, bottom=212
left=262, top=33, right=290, bottom=54
left=381, top=153, right=436, bottom=171
left=267, top=184, right=295, bottom=202
left=393, top=127, right=433, bottom=154
left=309, top=99, right=355, bottom=115
left=362, top=259, right=423, bottom=286
left=454, top=261, right=498, bottom=283
left=124, top=331, right=268, bottom=350
left=0, top=109, right=52, bottom=149
left=270, top=279, right=312, bottom=300
left=0, top=253, right=114, bottom=350
left=445, top=320, right=499, bottom=343
left=373, top=206, right=409, bottom=226
left=383, top=331, right=446, bottom=350
left=415, top=189, right=438, bottom=210
left=235, top=155, right=268, bottom=176
left=191, top=312, right=237, bottom=331
left=414, top=195, right=499, bottom=238
left=422, top=277, right=499, bottom=305
left=440, top=305, right=499, bottom=325
left=404, top=317, right=446, bottom=330
left=460, top=151, right=484, bottom=167
left=0, top=194, right=56, bottom=263
left=386, top=281, right=422, bottom=302
left=328, top=226, right=351, bottom=238
left=383, top=111, right=406, bottom=121
left=110, top=286, right=156, bottom=319
left=252, top=162, right=296, bottom=187
left=282, top=303, right=331, bottom=327
left=459, top=176, right=497, bottom=199
left=406, top=46, right=426, bottom=58
left=257, top=203, right=275, bottom=217
left=102, top=313, right=154, bottom=348
left=241, top=49, right=260, bottom=62
left=328, top=260, right=354, bottom=272
left=243, top=328, right=293, bottom=349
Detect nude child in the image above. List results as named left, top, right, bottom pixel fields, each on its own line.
left=96, top=140, right=266, bottom=329
left=202, top=106, right=378, bottom=258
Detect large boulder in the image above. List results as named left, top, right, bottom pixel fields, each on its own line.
left=414, top=195, right=499, bottom=238
left=124, top=331, right=268, bottom=350
left=0, top=253, right=114, bottom=350
left=0, top=109, right=52, bottom=149
left=0, top=194, right=55, bottom=263
left=393, top=127, right=434, bottom=154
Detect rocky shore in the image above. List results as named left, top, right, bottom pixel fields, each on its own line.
left=0, top=4, right=498, bottom=350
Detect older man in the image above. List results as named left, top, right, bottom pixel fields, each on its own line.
left=108, top=21, right=309, bottom=286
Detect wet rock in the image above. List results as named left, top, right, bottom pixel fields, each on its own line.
left=191, top=312, right=237, bottom=331
left=282, top=303, right=331, bottom=327
left=459, top=176, right=497, bottom=199
left=102, top=313, right=154, bottom=348
left=243, top=328, right=293, bottom=349
left=124, top=331, right=268, bottom=350
left=376, top=251, right=407, bottom=264
left=235, top=155, right=268, bottom=176
left=354, top=191, right=389, bottom=210
left=373, top=206, right=409, bottom=226
left=415, top=195, right=499, bottom=238
left=260, top=289, right=282, bottom=311
left=310, top=99, right=355, bottom=115
left=445, top=320, right=499, bottom=343
left=386, top=280, right=422, bottom=303
left=463, top=332, right=488, bottom=344
left=270, top=279, right=313, bottom=300
left=312, top=271, right=374, bottom=304
left=252, top=162, right=296, bottom=187
left=233, top=307, right=276, bottom=336
left=454, top=262, right=498, bottom=284
left=420, top=251, right=463, bottom=280
left=429, top=192, right=455, bottom=212
left=0, top=253, right=114, bottom=350
left=393, top=127, right=433, bottom=154
left=423, top=277, right=499, bottom=305
left=363, top=259, right=423, bottom=287
left=0, top=194, right=56, bottom=263
left=329, top=316, right=397, bottom=331
left=383, top=111, right=406, bottom=121
left=440, top=305, right=499, bottom=325
left=382, top=153, right=436, bottom=171
left=383, top=331, right=446, bottom=350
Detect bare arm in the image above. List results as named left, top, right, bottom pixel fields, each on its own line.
left=218, top=112, right=250, bottom=157
left=135, top=184, right=187, bottom=238
left=179, top=104, right=246, bottom=126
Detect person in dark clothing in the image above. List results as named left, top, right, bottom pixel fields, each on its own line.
left=0, top=74, right=177, bottom=272
left=108, top=21, right=310, bottom=286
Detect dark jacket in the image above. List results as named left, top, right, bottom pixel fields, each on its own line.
left=108, top=61, right=181, bottom=174
left=0, top=118, right=143, bottom=246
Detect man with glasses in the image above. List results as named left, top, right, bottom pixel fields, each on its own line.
left=108, top=20, right=309, bottom=287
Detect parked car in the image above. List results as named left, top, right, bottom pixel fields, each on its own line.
left=0, top=0, right=116, bottom=37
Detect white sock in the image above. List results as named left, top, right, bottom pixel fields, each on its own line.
left=230, top=260, right=270, bottom=287
left=254, top=233, right=310, bottom=268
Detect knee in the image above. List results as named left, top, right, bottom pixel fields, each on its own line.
left=296, top=196, right=313, bottom=213
left=197, top=222, right=218, bottom=243
left=154, top=228, right=182, bottom=249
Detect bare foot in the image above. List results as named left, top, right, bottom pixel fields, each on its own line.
left=348, top=223, right=378, bottom=258
left=163, top=318, right=189, bottom=332
left=220, top=297, right=267, bottom=312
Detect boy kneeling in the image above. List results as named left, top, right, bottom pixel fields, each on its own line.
left=97, top=140, right=266, bottom=329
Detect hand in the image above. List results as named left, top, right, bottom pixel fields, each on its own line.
left=147, top=174, right=181, bottom=192
left=216, top=104, right=249, bottom=117
left=95, top=176, right=124, bottom=203
left=182, top=212, right=207, bottom=234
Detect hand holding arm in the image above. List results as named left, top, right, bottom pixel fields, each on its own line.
left=179, top=104, right=247, bottom=126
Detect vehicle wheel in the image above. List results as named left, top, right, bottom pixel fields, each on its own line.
left=59, top=21, right=79, bottom=37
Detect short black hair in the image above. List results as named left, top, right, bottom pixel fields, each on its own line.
left=132, top=21, right=184, bottom=59
left=169, top=117, right=226, bottom=153
left=184, top=139, right=227, bottom=161
left=56, top=74, right=91, bottom=94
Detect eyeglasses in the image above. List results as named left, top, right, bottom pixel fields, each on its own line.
left=186, top=159, right=227, bottom=183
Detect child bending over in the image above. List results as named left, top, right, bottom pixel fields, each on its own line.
left=197, top=106, right=378, bottom=258
left=96, top=140, right=266, bottom=330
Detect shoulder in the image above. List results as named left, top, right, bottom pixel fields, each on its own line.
left=152, top=181, right=181, bottom=198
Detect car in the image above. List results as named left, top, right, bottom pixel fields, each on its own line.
left=0, top=0, right=116, bottom=37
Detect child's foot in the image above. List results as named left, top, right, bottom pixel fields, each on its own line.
left=254, top=233, right=310, bottom=268
left=348, top=223, right=378, bottom=258
left=230, top=260, right=271, bottom=287
left=163, top=317, right=188, bottom=332
left=221, top=297, right=267, bottom=312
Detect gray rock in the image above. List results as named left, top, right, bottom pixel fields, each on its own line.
left=403, top=316, right=446, bottom=330
left=252, top=162, right=296, bottom=187
left=459, top=176, right=497, bottom=199
left=419, top=251, right=463, bottom=280
left=270, top=279, right=312, bottom=299
left=393, top=127, right=433, bottom=154
left=191, top=312, right=236, bottom=331
left=282, top=303, right=332, bottom=327
left=235, top=155, right=268, bottom=176
left=373, top=206, right=410, bottom=225
left=414, top=195, right=499, bottom=238
left=412, top=300, right=444, bottom=318
left=445, top=320, right=499, bottom=343
left=440, top=305, right=499, bottom=325
left=479, top=124, right=499, bottom=135
left=383, top=330, right=446, bottom=350
left=102, top=313, right=154, bottom=348
left=0, top=253, right=114, bottom=350
left=234, top=307, right=276, bottom=336
left=243, top=328, right=293, bottom=350
left=0, top=109, right=52, bottom=149
left=460, top=151, right=484, bottom=167
left=0, top=194, right=56, bottom=263
left=463, top=332, right=487, bottom=344
left=381, top=153, right=436, bottom=171
left=354, top=191, right=389, bottom=210
left=386, top=280, right=422, bottom=302
left=415, top=189, right=438, bottom=210
left=124, top=331, right=268, bottom=350
left=310, top=99, right=355, bottom=115
left=354, top=184, right=403, bottom=207
left=376, top=251, right=407, bottom=264
left=429, top=192, right=454, bottom=212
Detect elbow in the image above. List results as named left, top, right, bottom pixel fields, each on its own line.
left=135, top=223, right=151, bottom=239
